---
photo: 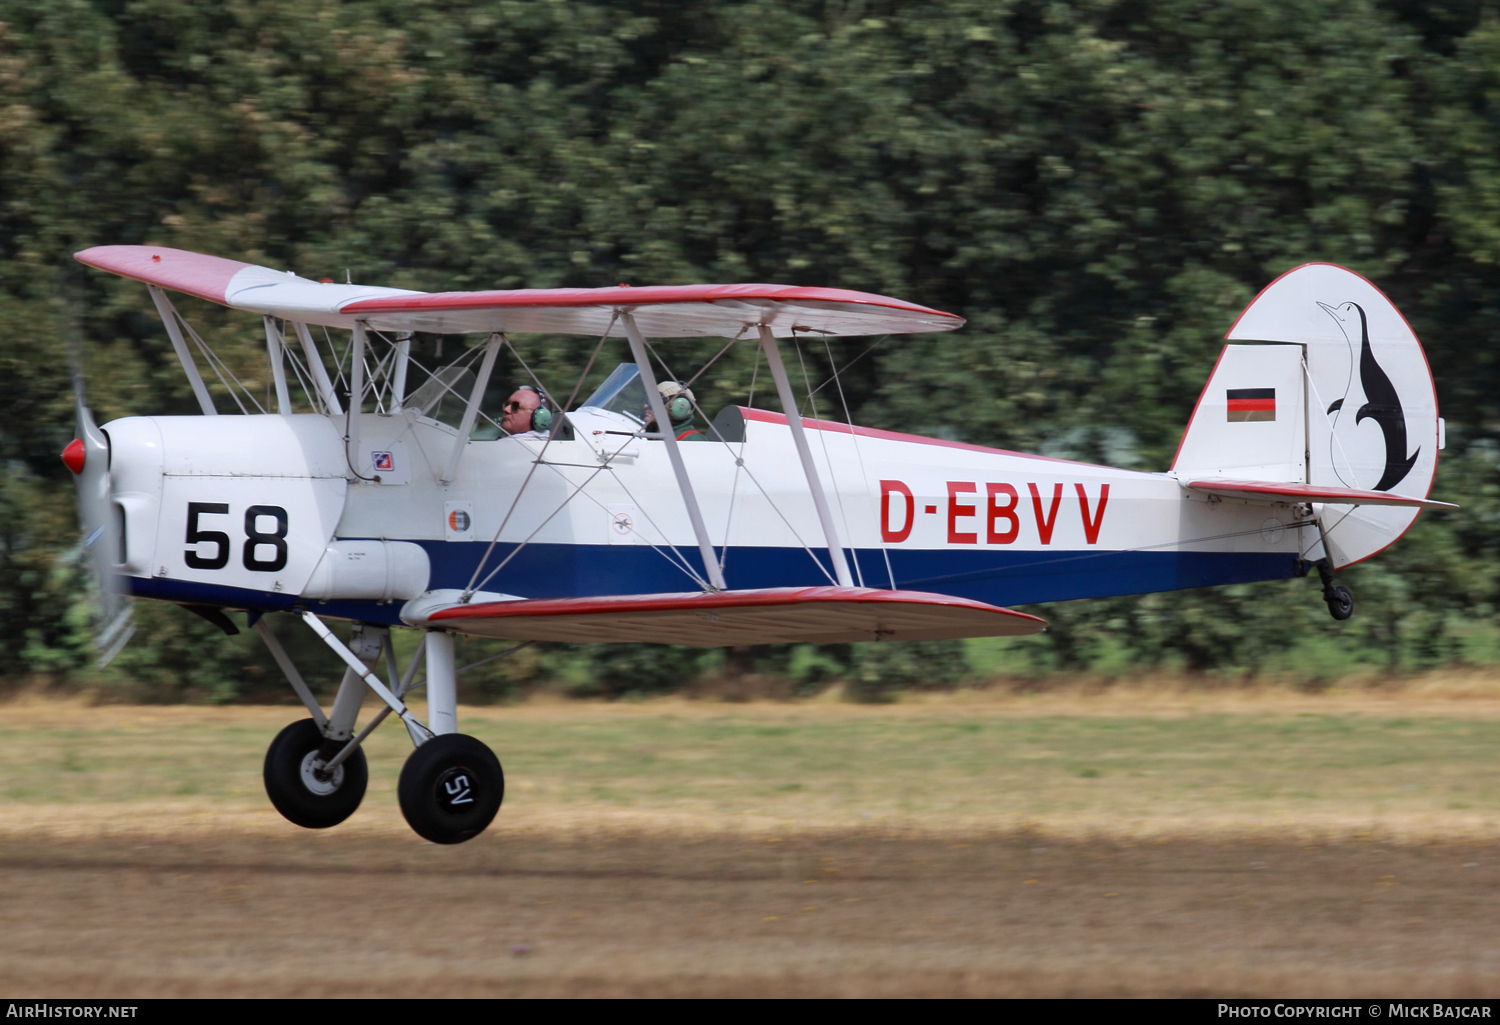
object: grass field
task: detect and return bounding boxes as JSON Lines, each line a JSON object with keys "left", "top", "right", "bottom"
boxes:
{"left": 2, "top": 687, "right": 1499, "bottom": 996}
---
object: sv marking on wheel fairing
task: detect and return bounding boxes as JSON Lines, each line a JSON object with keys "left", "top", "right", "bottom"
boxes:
{"left": 440, "top": 768, "right": 475, "bottom": 809}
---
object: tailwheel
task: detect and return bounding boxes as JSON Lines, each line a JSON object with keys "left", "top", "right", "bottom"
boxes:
{"left": 397, "top": 734, "right": 504, "bottom": 845}
{"left": 1325, "top": 584, "right": 1354, "bottom": 621}
{"left": 1315, "top": 560, "right": 1355, "bottom": 621}
{"left": 263, "top": 719, "right": 368, "bottom": 829}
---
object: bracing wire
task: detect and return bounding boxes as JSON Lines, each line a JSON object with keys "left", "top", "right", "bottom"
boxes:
{"left": 360, "top": 329, "right": 403, "bottom": 414}
{"left": 272, "top": 320, "right": 325, "bottom": 413}
{"left": 531, "top": 430, "right": 716, "bottom": 589}
{"left": 603, "top": 472, "right": 714, "bottom": 589}
{"left": 794, "top": 333, "right": 865, "bottom": 587}
{"left": 823, "top": 336, "right": 895, "bottom": 590}
{"left": 683, "top": 329, "right": 746, "bottom": 391}
{"left": 643, "top": 335, "right": 840, "bottom": 584}
{"left": 801, "top": 334, "right": 893, "bottom": 406}
{"left": 385, "top": 341, "right": 487, "bottom": 428}
{"left": 173, "top": 307, "right": 264, "bottom": 414}
{"left": 283, "top": 345, "right": 322, "bottom": 413}
{"left": 715, "top": 342, "right": 761, "bottom": 576}
{"left": 661, "top": 339, "right": 838, "bottom": 587}
{"left": 468, "top": 433, "right": 715, "bottom": 597}
{"left": 461, "top": 319, "right": 616, "bottom": 599}
{"left": 325, "top": 324, "right": 348, "bottom": 396}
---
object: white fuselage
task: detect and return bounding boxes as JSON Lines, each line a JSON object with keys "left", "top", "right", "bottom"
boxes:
{"left": 102, "top": 406, "right": 1309, "bottom": 625}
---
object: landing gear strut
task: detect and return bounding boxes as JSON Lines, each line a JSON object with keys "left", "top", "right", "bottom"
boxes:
{"left": 256, "top": 617, "right": 507, "bottom": 844}
{"left": 1317, "top": 560, "right": 1354, "bottom": 621}
{"left": 1305, "top": 510, "right": 1354, "bottom": 622}
{"left": 394, "top": 630, "right": 504, "bottom": 843}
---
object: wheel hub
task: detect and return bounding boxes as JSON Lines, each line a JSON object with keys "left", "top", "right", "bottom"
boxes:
{"left": 300, "top": 751, "right": 346, "bottom": 796}
{"left": 434, "top": 765, "right": 478, "bottom": 814}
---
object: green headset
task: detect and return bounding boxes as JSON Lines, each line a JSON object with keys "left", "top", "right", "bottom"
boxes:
{"left": 661, "top": 382, "right": 694, "bottom": 424}
{"left": 518, "top": 385, "right": 553, "bottom": 432}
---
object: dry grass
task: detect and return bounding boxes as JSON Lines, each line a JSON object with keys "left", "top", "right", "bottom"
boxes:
{"left": 17, "top": 662, "right": 1500, "bottom": 717}
{"left": 2, "top": 690, "right": 1500, "bottom": 996}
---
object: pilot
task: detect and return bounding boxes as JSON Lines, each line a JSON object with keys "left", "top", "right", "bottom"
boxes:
{"left": 644, "top": 381, "right": 708, "bottom": 441}
{"left": 501, "top": 385, "right": 554, "bottom": 440}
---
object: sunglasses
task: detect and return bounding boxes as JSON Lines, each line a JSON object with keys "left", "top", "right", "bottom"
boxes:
{"left": 503, "top": 401, "right": 528, "bottom": 412}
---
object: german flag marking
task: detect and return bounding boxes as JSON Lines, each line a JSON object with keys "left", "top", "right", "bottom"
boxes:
{"left": 1226, "top": 387, "right": 1275, "bottom": 422}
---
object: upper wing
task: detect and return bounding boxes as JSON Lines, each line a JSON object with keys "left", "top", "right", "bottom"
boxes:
{"left": 1185, "top": 479, "right": 1457, "bottom": 510}
{"left": 73, "top": 245, "right": 424, "bottom": 323}
{"left": 75, "top": 245, "right": 963, "bottom": 338}
{"left": 407, "top": 586, "right": 1046, "bottom": 646}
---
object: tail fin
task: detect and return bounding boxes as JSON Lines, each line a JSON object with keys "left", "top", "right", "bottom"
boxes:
{"left": 1175, "top": 263, "right": 1440, "bottom": 569}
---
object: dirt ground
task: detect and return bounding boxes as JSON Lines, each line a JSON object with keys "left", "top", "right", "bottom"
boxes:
{"left": 0, "top": 822, "right": 1493, "bottom": 996}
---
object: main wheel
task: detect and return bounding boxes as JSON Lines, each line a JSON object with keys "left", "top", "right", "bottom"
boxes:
{"left": 263, "top": 718, "right": 368, "bottom": 829}
{"left": 397, "top": 734, "right": 504, "bottom": 845}
{"left": 1326, "top": 584, "right": 1354, "bottom": 621}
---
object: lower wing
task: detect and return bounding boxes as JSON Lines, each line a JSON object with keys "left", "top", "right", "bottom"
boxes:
{"left": 412, "top": 586, "right": 1047, "bottom": 646}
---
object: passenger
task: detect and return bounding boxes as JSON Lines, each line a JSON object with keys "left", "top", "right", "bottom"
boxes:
{"left": 501, "top": 385, "right": 554, "bottom": 441}
{"left": 644, "top": 381, "right": 708, "bottom": 441}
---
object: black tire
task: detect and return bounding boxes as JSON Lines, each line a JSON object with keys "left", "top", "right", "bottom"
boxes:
{"left": 1326, "top": 585, "right": 1354, "bottom": 621}
{"left": 397, "top": 734, "right": 504, "bottom": 845}
{"left": 263, "top": 718, "right": 368, "bottom": 829}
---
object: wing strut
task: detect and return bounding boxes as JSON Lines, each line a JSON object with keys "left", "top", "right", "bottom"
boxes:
{"left": 262, "top": 316, "right": 293, "bottom": 414}
{"left": 346, "top": 321, "right": 367, "bottom": 474}
{"left": 758, "top": 326, "right": 855, "bottom": 588}
{"left": 443, "top": 332, "right": 502, "bottom": 482}
{"left": 291, "top": 321, "right": 343, "bottom": 415}
{"left": 623, "top": 313, "right": 728, "bottom": 591}
{"left": 147, "top": 285, "right": 216, "bottom": 416}
{"left": 392, "top": 331, "right": 412, "bottom": 411}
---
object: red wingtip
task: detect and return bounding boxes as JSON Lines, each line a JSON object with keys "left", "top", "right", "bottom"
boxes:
{"left": 61, "top": 438, "right": 85, "bottom": 475}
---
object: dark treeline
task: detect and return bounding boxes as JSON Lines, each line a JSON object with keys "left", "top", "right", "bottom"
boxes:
{"left": 2, "top": 0, "right": 1500, "bottom": 700}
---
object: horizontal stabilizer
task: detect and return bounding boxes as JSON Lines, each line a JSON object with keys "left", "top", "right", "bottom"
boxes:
{"left": 416, "top": 586, "right": 1046, "bottom": 646}
{"left": 1185, "top": 479, "right": 1456, "bottom": 510}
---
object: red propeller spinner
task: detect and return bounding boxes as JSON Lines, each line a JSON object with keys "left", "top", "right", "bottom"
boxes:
{"left": 61, "top": 438, "right": 85, "bottom": 475}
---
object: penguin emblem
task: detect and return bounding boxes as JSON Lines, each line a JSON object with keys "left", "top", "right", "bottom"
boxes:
{"left": 1317, "top": 301, "right": 1419, "bottom": 492}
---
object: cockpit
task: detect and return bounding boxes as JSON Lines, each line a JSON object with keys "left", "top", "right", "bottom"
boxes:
{"left": 400, "top": 344, "right": 742, "bottom": 445}
{"left": 571, "top": 363, "right": 743, "bottom": 443}
{"left": 578, "top": 363, "right": 651, "bottom": 424}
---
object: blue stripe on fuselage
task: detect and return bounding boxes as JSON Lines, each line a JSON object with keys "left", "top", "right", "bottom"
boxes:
{"left": 129, "top": 542, "right": 1299, "bottom": 626}
{"left": 416, "top": 540, "right": 1297, "bottom": 605}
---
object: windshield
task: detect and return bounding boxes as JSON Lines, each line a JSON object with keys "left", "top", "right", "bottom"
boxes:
{"left": 579, "top": 363, "right": 647, "bottom": 425}
{"left": 405, "top": 363, "right": 476, "bottom": 428}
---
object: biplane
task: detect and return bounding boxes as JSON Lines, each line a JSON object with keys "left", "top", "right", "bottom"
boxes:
{"left": 67, "top": 247, "right": 1452, "bottom": 843}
